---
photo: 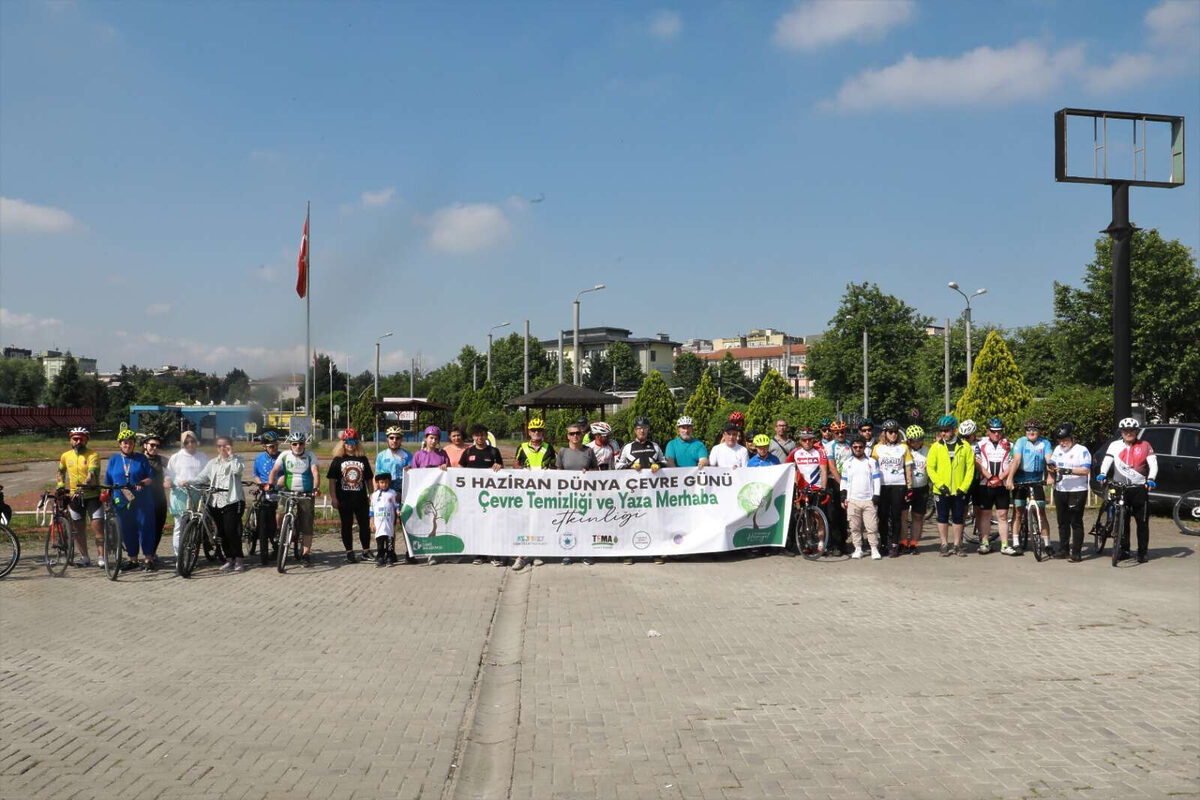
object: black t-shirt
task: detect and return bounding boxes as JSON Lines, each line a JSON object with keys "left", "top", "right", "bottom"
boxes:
{"left": 327, "top": 455, "right": 372, "bottom": 498}
{"left": 459, "top": 445, "right": 503, "bottom": 469}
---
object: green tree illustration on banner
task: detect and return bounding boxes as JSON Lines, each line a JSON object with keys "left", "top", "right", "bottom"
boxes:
{"left": 416, "top": 485, "right": 458, "bottom": 536}
{"left": 737, "top": 482, "right": 773, "bottom": 529}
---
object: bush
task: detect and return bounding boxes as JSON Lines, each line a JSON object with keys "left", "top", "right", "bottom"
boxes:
{"left": 628, "top": 371, "right": 679, "bottom": 446}
{"left": 778, "top": 398, "right": 837, "bottom": 434}
{"left": 1020, "top": 385, "right": 1114, "bottom": 452}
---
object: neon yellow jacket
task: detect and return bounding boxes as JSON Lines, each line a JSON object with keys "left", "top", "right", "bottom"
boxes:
{"left": 926, "top": 438, "right": 974, "bottom": 495}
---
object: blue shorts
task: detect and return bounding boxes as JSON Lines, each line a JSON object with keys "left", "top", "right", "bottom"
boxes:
{"left": 934, "top": 493, "right": 966, "bottom": 525}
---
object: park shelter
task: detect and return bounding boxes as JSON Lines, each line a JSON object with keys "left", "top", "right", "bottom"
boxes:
{"left": 372, "top": 398, "right": 452, "bottom": 443}
{"left": 506, "top": 383, "right": 621, "bottom": 429}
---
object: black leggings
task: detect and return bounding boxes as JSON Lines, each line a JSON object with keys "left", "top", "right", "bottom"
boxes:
{"left": 1054, "top": 490, "right": 1086, "bottom": 556}
{"left": 257, "top": 500, "right": 278, "bottom": 562}
{"left": 212, "top": 501, "right": 245, "bottom": 560}
{"left": 1119, "top": 486, "right": 1151, "bottom": 554}
{"left": 877, "top": 485, "right": 906, "bottom": 548}
{"left": 338, "top": 498, "right": 370, "bottom": 551}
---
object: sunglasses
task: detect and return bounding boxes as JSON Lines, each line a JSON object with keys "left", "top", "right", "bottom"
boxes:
{"left": 290, "top": 443, "right": 303, "bottom": 447}
{"left": 851, "top": 444, "right": 865, "bottom": 449}
{"left": 567, "top": 430, "right": 582, "bottom": 436}
{"left": 145, "top": 443, "right": 158, "bottom": 447}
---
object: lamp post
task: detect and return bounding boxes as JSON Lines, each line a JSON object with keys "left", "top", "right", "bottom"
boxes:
{"left": 487, "top": 322, "right": 510, "bottom": 382}
{"left": 947, "top": 283, "right": 987, "bottom": 382}
{"left": 573, "top": 284, "right": 606, "bottom": 385}
{"left": 375, "top": 331, "right": 393, "bottom": 454}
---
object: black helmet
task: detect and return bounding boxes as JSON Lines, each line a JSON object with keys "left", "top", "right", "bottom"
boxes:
{"left": 1053, "top": 422, "right": 1075, "bottom": 440}
{"left": 881, "top": 419, "right": 900, "bottom": 432}
{"left": 633, "top": 416, "right": 651, "bottom": 428}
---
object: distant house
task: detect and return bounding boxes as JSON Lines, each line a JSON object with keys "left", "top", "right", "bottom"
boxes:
{"left": 694, "top": 343, "right": 813, "bottom": 398}
{"left": 539, "top": 327, "right": 679, "bottom": 379}
{"left": 38, "top": 350, "right": 98, "bottom": 380}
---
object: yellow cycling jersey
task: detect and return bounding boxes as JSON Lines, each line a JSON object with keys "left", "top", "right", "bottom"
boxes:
{"left": 59, "top": 448, "right": 101, "bottom": 496}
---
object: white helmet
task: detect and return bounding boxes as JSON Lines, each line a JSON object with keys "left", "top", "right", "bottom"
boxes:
{"left": 1117, "top": 417, "right": 1140, "bottom": 430}
{"left": 589, "top": 421, "right": 611, "bottom": 436}
{"left": 69, "top": 427, "right": 90, "bottom": 438}
{"left": 676, "top": 416, "right": 694, "bottom": 427}
{"left": 286, "top": 431, "right": 306, "bottom": 444}
{"left": 958, "top": 419, "right": 977, "bottom": 436}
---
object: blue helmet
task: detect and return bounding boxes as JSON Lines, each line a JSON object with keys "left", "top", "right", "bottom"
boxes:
{"left": 937, "top": 414, "right": 958, "bottom": 429}
{"left": 987, "top": 417, "right": 1004, "bottom": 431}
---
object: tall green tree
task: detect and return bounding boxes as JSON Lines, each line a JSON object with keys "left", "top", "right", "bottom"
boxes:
{"left": 221, "top": 367, "right": 252, "bottom": 403}
{"left": 0, "top": 358, "right": 46, "bottom": 405}
{"left": 1054, "top": 228, "right": 1200, "bottom": 420}
{"left": 806, "top": 282, "right": 931, "bottom": 421}
{"left": 745, "top": 369, "right": 791, "bottom": 435}
{"left": 606, "top": 341, "right": 645, "bottom": 391}
{"left": 627, "top": 370, "right": 678, "bottom": 444}
{"left": 1006, "top": 323, "right": 1063, "bottom": 397}
{"left": 670, "top": 351, "right": 706, "bottom": 397}
{"left": 683, "top": 369, "right": 721, "bottom": 441}
{"left": 953, "top": 331, "right": 1033, "bottom": 431}
{"left": 714, "top": 351, "right": 754, "bottom": 401}
{"left": 45, "top": 354, "right": 85, "bottom": 407}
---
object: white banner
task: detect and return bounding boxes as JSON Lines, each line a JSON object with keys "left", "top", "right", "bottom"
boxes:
{"left": 399, "top": 466, "right": 794, "bottom": 558}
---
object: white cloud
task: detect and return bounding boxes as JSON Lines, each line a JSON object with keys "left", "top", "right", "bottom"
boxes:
{"left": 145, "top": 303, "right": 171, "bottom": 316}
{"left": 360, "top": 187, "right": 396, "bottom": 208}
{"left": 822, "top": 40, "right": 1085, "bottom": 112}
{"left": 649, "top": 10, "right": 682, "bottom": 41}
{"left": 773, "top": 0, "right": 913, "bottom": 51}
{"left": 0, "top": 196, "right": 82, "bottom": 234}
{"left": 1084, "top": 52, "right": 1160, "bottom": 93}
{"left": 0, "top": 307, "right": 64, "bottom": 332}
{"left": 426, "top": 202, "right": 512, "bottom": 254}
{"left": 1146, "top": 0, "right": 1200, "bottom": 50}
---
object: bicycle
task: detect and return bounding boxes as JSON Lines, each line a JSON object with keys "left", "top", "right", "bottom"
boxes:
{"left": 792, "top": 485, "right": 830, "bottom": 560}
{"left": 175, "top": 484, "right": 226, "bottom": 578}
{"left": 98, "top": 484, "right": 124, "bottom": 581}
{"left": 1092, "top": 482, "right": 1135, "bottom": 567}
{"left": 0, "top": 486, "right": 16, "bottom": 579}
{"left": 275, "top": 490, "right": 315, "bottom": 573}
{"left": 43, "top": 489, "right": 76, "bottom": 577}
{"left": 1088, "top": 489, "right": 1116, "bottom": 555}
{"left": 1010, "top": 483, "right": 1046, "bottom": 562}
{"left": 241, "top": 483, "right": 278, "bottom": 559}
{"left": 1173, "top": 489, "right": 1200, "bottom": 536}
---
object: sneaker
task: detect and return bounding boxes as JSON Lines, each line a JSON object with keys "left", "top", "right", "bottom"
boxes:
{"left": 939, "top": 543, "right": 951, "bottom": 557}
{"left": 376, "top": 557, "right": 387, "bottom": 568}
{"left": 581, "top": 558, "right": 594, "bottom": 565}
{"left": 362, "top": 549, "right": 373, "bottom": 561}
{"left": 622, "top": 557, "right": 634, "bottom": 565}
{"left": 232, "top": 563, "right": 246, "bottom": 573}
{"left": 532, "top": 558, "right": 545, "bottom": 567}
{"left": 147, "top": 559, "right": 160, "bottom": 571}
{"left": 870, "top": 547, "right": 882, "bottom": 560}
{"left": 909, "top": 542, "right": 920, "bottom": 555}
{"left": 1136, "top": 552, "right": 1148, "bottom": 564}
{"left": 426, "top": 557, "right": 438, "bottom": 566}
{"left": 956, "top": 544, "right": 968, "bottom": 557}
{"left": 978, "top": 542, "right": 991, "bottom": 555}
{"left": 302, "top": 553, "right": 313, "bottom": 568}
{"left": 888, "top": 543, "right": 900, "bottom": 558}
{"left": 491, "top": 558, "right": 505, "bottom": 567}
{"left": 511, "top": 557, "right": 527, "bottom": 571}
{"left": 345, "top": 551, "right": 357, "bottom": 564}
{"left": 472, "top": 557, "right": 484, "bottom": 565}
{"left": 219, "top": 561, "right": 234, "bottom": 572}
{"left": 561, "top": 558, "right": 572, "bottom": 565}
{"left": 850, "top": 548, "right": 864, "bottom": 560}
{"left": 816, "top": 542, "right": 826, "bottom": 556}
{"left": 90, "top": 558, "right": 101, "bottom": 568}
{"left": 652, "top": 555, "right": 666, "bottom": 565}
{"left": 1001, "top": 544, "right": 1018, "bottom": 556}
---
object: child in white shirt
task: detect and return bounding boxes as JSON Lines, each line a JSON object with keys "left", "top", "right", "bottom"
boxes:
{"left": 369, "top": 473, "right": 399, "bottom": 567}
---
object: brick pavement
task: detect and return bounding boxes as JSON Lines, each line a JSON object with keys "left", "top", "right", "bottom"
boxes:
{"left": 2, "top": 520, "right": 1197, "bottom": 800}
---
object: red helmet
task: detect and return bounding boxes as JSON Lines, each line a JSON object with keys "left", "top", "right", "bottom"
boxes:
{"left": 728, "top": 411, "right": 745, "bottom": 426}
{"left": 340, "top": 428, "right": 359, "bottom": 441}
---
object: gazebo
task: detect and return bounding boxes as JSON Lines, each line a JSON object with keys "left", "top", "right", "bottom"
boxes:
{"left": 372, "top": 398, "right": 452, "bottom": 443}
{"left": 506, "top": 383, "right": 621, "bottom": 428}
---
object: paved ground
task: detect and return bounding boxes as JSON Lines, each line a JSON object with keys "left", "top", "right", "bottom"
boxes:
{"left": 1, "top": 519, "right": 1196, "bottom": 800}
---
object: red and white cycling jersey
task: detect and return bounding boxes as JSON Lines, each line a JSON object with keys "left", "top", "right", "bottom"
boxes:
{"left": 1101, "top": 440, "right": 1157, "bottom": 486}
{"left": 975, "top": 437, "right": 1012, "bottom": 479}
{"left": 786, "top": 445, "right": 827, "bottom": 487}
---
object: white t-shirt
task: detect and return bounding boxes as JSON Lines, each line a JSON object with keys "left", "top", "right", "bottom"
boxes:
{"left": 1050, "top": 444, "right": 1092, "bottom": 493}
{"left": 370, "top": 489, "right": 398, "bottom": 538}
{"left": 708, "top": 442, "right": 748, "bottom": 468}
{"left": 166, "top": 449, "right": 208, "bottom": 485}
{"left": 909, "top": 446, "right": 929, "bottom": 488}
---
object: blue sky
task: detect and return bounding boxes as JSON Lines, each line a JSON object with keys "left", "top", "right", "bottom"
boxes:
{"left": 2, "top": 0, "right": 1197, "bottom": 377}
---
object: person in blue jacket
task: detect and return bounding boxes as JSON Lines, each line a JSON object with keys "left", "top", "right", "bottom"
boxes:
{"left": 105, "top": 429, "right": 157, "bottom": 570}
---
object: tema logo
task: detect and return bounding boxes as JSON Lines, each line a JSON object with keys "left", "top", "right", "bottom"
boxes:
{"left": 591, "top": 533, "right": 618, "bottom": 548}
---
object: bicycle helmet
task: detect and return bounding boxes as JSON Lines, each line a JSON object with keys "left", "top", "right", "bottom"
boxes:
{"left": 385, "top": 425, "right": 404, "bottom": 437}
{"left": 1117, "top": 417, "right": 1140, "bottom": 430}
{"left": 1053, "top": 422, "right": 1074, "bottom": 440}
{"left": 986, "top": 417, "right": 1004, "bottom": 431}
{"left": 1023, "top": 419, "right": 1041, "bottom": 431}
{"left": 423, "top": 425, "right": 441, "bottom": 437}
{"left": 858, "top": 418, "right": 874, "bottom": 428}
{"left": 633, "top": 416, "right": 651, "bottom": 428}
{"left": 751, "top": 434, "right": 770, "bottom": 447}
{"left": 527, "top": 417, "right": 546, "bottom": 430}
{"left": 589, "top": 421, "right": 612, "bottom": 437}
{"left": 69, "top": 426, "right": 89, "bottom": 438}
{"left": 958, "top": 419, "right": 977, "bottom": 436}
{"left": 260, "top": 431, "right": 279, "bottom": 443}
{"left": 817, "top": 417, "right": 832, "bottom": 428}
{"left": 286, "top": 431, "right": 306, "bottom": 444}
{"left": 116, "top": 429, "right": 136, "bottom": 442}
{"left": 829, "top": 420, "right": 847, "bottom": 432}
{"left": 905, "top": 425, "right": 925, "bottom": 440}
{"left": 340, "top": 427, "right": 359, "bottom": 441}
{"left": 937, "top": 414, "right": 958, "bottom": 429}
{"left": 797, "top": 427, "right": 816, "bottom": 439}
{"left": 728, "top": 411, "right": 745, "bottom": 426}
{"left": 881, "top": 419, "right": 900, "bottom": 432}
{"left": 676, "top": 416, "right": 694, "bottom": 427}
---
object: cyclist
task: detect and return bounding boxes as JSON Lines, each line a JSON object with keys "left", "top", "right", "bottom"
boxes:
{"left": 786, "top": 427, "right": 828, "bottom": 490}
{"left": 104, "top": 428, "right": 157, "bottom": 571}
{"left": 141, "top": 434, "right": 168, "bottom": 554}
{"left": 707, "top": 422, "right": 748, "bottom": 469}
{"left": 266, "top": 432, "right": 321, "bottom": 568}
{"left": 1097, "top": 418, "right": 1159, "bottom": 563}
{"left": 369, "top": 472, "right": 399, "bottom": 568}
{"left": 441, "top": 425, "right": 470, "bottom": 469}
{"left": 1048, "top": 422, "right": 1091, "bottom": 562}
{"left": 252, "top": 432, "right": 282, "bottom": 566}
{"left": 857, "top": 418, "right": 875, "bottom": 450}
{"left": 770, "top": 419, "right": 796, "bottom": 463}
{"left": 194, "top": 435, "right": 247, "bottom": 572}
{"left": 871, "top": 419, "right": 913, "bottom": 557}
{"left": 374, "top": 426, "right": 413, "bottom": 499}
{"left": 165, "top": 430, "right": 208, "bottom": 557}
{"left": 57, "top": 426, "right": 101, "bottom": 566}
{"left": 459, "top": 424, "right": 504, "bottom": 566}
{"left": 617, "top": 417, "right": 669, "bottom": 470}
{"left": 513, "top": 418, "right": 557, "bottom": 570}
{"left": 975, "top": 417, "right": 1015, "bottom": 555}
{"left": 748, "top": 434, "right": 780, "bottom": 466}
{"left": 587, "top": 421, "right": 619, "bottom": 470}
{"left": 726, "top": 411, "right": 747, "bottom": 446}
{"left": 1008, "top": 419, "right": 1052, "bottom": 556}
{"left": 927, "top": 415, "right": 973, "bottom": 557}
{"left": 823, "top": 421, "right": 852, "bottom": 554}
{"left": 817, "top": 417, "right": 833, "bottom": 448}
{"left": 840, "top": 436, "right": 882, "bottom": 560}
{"left": 958, "top": 419, "right": 984, "bottom": 547}
{"left": 413, "top": 426, "right": 451, "bottom": 469}
{"left": 903, "top": 425, "right": 929, "bottom": 554}
{"left": 665, "top": 416, "right": 709, "bottom": 467}
{"left": 327, "top": 428, "right": 374, "bottom": 563}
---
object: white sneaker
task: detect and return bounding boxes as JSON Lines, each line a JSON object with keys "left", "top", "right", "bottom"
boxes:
{"left": 532, "top": 558, "right": 545, "bottom": 566}
{"left": 978, "top": 542, "right": 991, "bottom": 555}
{"left": 870, "top": 547, "right": 882, "bottom": 560}
{"left": 1001, "top": 544, "right": 1018, "bottom": 556}
{"left": 850, "top": 548, "right": 864, "bottom": 560}
{"left": 511, "top": 557, "right": 527, "bottom": 571}
{"left": 94, "top": 558, "right": 104, "bottom": 568}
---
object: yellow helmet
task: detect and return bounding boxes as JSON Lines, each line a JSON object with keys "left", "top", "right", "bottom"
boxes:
{"left": 527, "top": 417, "right": 546, "bottom": 431}
{"left": 117, "top": 429, "right": 137, "bottom": 443}
{"left": 752, "top": 434, "right": 770, "bottom": 447}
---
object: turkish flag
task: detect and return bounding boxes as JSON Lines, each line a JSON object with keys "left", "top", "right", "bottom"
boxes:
{"left": 296, "top": 209, "right": 309, "bottom": 298}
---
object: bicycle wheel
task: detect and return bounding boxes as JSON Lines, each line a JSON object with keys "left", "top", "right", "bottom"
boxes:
{"left": 103, "top": 513, "right": 122, "bottom": 581}
{"left": 177, "top": 519, "right": 201, "bottom": 578}
{"left": 802, "top": 506, "right": 829, "bottom": 560}
{"left": 44, "top": 515, "right": 71, "bottom": 576}
{"left": 242, "top": 503, "right": 259, "bottom": 555}
{"left": 0, "top": 524, "right": 19, "bottom": 579}
{"left": 1112, "top": 503, "right": 1125, "bottom": 567}
{"left": 1173, "top": 489, "right": 1200, "bottom": 536}
{"left": 1090, "top": 502, "right": 1111, "bottom": 555}
{"left": 276, "top": 515, "right": 294, "bottom": 573}
{"left": 201, "top": 513, "right": 223, "bottom": 563}
{"left": 1030, "top": 505, "right": 1044, "bottom": 562}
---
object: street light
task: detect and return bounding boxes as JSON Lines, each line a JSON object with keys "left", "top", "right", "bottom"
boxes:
{"left": 573, "top": 284, "right": 606, "bottom": 385}
{"left": 487, "top": 322, "right": 510, "bottom": 382}
{"left": 947, "top": 282, "right": 987, "bottom": 382}
{"left": 375, "top": 332, "right": 393, "bottom": 454}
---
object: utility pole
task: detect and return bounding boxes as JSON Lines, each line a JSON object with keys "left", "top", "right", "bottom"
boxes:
{"left": 943, "top": 318, "right": 951, "bottom": 414}
{"left": 523, "top": 320, "right": 530, "bottom": 394}
{"left": 557, "top": 331, "right": 564, "bottom": 383}
{"left": 862, "top": 330, "right": 869, "bottom": 418}
{"left": 329, "top": 357, "right": 334, "bottom": 440}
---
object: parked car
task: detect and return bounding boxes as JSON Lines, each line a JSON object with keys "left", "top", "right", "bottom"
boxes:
{"left": 1090, "top": 423, "right": 1200, "bottom": 508}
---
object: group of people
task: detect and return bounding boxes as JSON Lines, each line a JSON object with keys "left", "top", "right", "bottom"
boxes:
{"left": 51, "top": 408, "right": 1159, "bottom": 575}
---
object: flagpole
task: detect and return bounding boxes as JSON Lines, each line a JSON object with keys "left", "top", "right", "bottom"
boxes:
{"left": 304, "top": 201, "right": 311, "bottom": 431}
